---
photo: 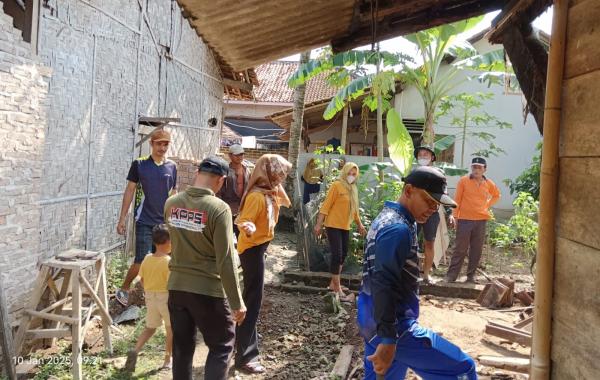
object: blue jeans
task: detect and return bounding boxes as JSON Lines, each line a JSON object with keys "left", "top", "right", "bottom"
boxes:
{"left": 358, "top": 293, "right": 477, "bottom": 380}
{"left": 134, "top": 222, "right": 155, "bottom": 263}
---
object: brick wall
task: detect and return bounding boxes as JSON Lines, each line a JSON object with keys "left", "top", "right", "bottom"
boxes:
{"left": 219, "top": 147, "right": 289, "bottom": 162}
{"left": 171, "top": 158, "right": 200, "bottom": 192}
{"left": 0, "top": 7, "right": 50, "bottom": 324}
{"left": 0, "top": 0, "right": 223, "bottom": 325}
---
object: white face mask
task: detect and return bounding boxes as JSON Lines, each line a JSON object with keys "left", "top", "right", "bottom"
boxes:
{"left": 418, "top": 158, "right": 431, "bottom": 166}
{"left": 346, "top": 175, "right": 356, "bottom": 184}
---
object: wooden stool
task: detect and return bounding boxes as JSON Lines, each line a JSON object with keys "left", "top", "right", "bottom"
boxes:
{"left": 13, "top": 249, "right": 113, "bottom": 380}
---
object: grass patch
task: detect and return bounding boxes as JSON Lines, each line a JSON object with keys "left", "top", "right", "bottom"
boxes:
{"left": 26, "top": 253, "right": 170, "bottom": 379}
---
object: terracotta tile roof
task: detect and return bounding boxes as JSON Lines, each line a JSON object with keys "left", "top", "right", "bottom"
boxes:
{"left": 221, "top": 125, "right": 242, "bottom": 139}
{"left": 234, "top": 61, "right": 339, "bottom": 103}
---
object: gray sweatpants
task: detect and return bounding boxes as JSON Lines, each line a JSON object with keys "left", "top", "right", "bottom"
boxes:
{"left": 446, "top": 219, "right": 487, "bottom": 281}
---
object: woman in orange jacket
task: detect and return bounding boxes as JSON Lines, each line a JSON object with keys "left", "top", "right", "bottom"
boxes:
{"left": 234, "top": 154, "right": 292, "bottom": 374}
{"left": 314, "top": 162, "right": 366, "bottom": 299}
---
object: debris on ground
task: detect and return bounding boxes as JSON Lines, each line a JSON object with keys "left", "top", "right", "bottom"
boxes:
{"left": 113, "top": 305, "right": 141, "bottom": 324}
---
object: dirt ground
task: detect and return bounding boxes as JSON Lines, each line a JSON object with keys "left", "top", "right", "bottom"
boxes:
{"left": 20, "top": 231, "right": 533, "bottom": 379}
{"left": 192, "top": 232, "right": 533, "bottom": 380}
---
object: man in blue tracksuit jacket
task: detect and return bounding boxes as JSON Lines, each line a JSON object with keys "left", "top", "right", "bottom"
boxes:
{"left": 358, "top": 166, "right": 477, "bottom": 379}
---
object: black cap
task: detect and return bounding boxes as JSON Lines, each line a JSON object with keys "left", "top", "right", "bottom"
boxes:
{"left": 402, "top": 166, "right": 457, "bottom": 208}
{"left": 471, "top": 157, "right": 487, "bottom": 166}
{"left": 414, "top": 145, "right": 436, "bottom": 161}
{"left": 198, "top": 156, "right": 230, "bottom": 176}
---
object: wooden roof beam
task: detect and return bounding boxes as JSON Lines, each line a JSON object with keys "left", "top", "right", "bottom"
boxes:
{"left": 486, "top": 0, "right": 552, "bottom": 43}
{"left": 332, "top": 0, "right": 505, "bottom": 53}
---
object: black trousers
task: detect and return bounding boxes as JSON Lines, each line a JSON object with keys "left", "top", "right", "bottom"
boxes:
{"left": 235, "top": 241, "right": 270, "bottom": 366}
{"left": 168, "top": 290, "right": 235, "bottom": 380}
{"left": 326, "top": 227, "right": 350, "bottom": 274}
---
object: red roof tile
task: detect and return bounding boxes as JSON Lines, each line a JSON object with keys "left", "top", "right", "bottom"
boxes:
{"left": 227, "top": 61, "right": 339, "bottom": 103}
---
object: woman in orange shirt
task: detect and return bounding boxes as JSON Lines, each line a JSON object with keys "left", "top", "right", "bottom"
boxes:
{"left": 314, "top": 162, "right": 366, "bottom": 299}
{"left": 234, "top": 154, "right": 292, "bottom": 374}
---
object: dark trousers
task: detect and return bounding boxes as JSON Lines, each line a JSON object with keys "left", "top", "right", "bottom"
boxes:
{"left": 446, "top": 219, "right": 487, "bottom": 281}
{"left": 326, "top": 227, "right": 349, "bottom": 274}
{"left": 168, "top": 290, "right": 235, "bottom": 380}
{"left": 235, "top": 242, "right": 270, "bottom": 366}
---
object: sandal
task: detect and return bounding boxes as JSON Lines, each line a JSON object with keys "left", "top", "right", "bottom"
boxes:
{"left": 238, "top": 362, "right": 266, "bottom": 374}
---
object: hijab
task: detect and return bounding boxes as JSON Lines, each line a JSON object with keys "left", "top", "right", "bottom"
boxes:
{"left": 302, "top": 158, "right": 322, "bottom": 185}
{"left": 238, "top": 154, "right": 293, "bottom": 229}
{"left": 337, "top": 162, "right": 359, "bottom": 219}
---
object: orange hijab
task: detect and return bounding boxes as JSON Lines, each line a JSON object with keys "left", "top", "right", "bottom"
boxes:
{"left": 238, "top": 154, "right": 293, "bottom": 229}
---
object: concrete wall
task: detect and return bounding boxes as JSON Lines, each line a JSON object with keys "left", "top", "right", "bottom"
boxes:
{"left": 0, "top": 0, "right": 222, "bottom": 322}
{"left": 0, "top": 3, "right": 50, "bottom": 324}
{"left": 551, "top": 1, "right": 600, "bottom": 378}
{"left": 396, "top": 38, "right": 541, "bottom": 210}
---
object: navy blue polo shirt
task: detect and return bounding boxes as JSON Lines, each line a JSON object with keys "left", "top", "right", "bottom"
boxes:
{"left": 127, "top": 156, "right": 177, "bottom": 226}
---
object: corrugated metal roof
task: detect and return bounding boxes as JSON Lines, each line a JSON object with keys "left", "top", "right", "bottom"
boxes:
{"left": 177, "top": 0, "right": 505, "bottom": 71}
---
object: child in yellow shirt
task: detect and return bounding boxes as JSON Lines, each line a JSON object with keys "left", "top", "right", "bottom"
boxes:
{"left": 125, "top": 224, "right": 172, "bottom": 372}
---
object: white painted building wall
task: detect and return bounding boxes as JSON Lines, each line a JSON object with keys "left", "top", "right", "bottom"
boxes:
{"left": 396, "top": 39, "right": 542, "bottom": 210}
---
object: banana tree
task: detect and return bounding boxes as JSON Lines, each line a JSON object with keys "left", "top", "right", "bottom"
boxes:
{"left": 400, "top": 16, "right": 511, "bottom": 146}
{"left": 288, "top": 49, "right": 412, "bottom": 163}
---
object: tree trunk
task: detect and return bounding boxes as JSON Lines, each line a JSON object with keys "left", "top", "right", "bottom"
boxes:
{"left": 286, "top": 51, "right": 310, "bottom": 207}
{"left": 376, "top": 63, "right": 384, "bottom": 164}
{"left": 340, "top": 106, "right": 348, "bottom": 154}
{"left": 422, "top": 110, "right": 435, "bottom": 146}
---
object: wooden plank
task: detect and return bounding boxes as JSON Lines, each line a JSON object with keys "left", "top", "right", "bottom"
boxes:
{"left": 71, "top": 269, "right": 82, "bottom": 380}
{"left": 39, "top": 297, "right": 71, "bottom": 314}
{"left": 26, "top": 328, "right": 71, "bottom": 339}
{"left": 79, "top": 270, "right": 113, "bottom": 325}
{"left": 478, "top": 355, "right": 530, "bottom": 373}
{"left": 488, "top": 321, "right": 532, "bottom": 335}
{"left": 486, "top": 0, "right": 538, "bottom": 42}
{"left": 46, "top": 277, "right": 60, "bottom": 299}
{"left": 138, "top": 116, "right": 181, "bottom": 126}
{"left": 485, "top": 324, "right": 531, "bottom": 346}
{"left": 560, "top": 74, "right": 600, "bottom": 158}
{"left": 50, "top": 270, "right": 71, "bottom": 347}
{"left": 331, "top": 345, "right": 354, "bottom": 379}
{"left": 551, "top": 237, "right": 600, "bottom": 379}
{"left": 223, "top": 78, "right": 253, "bottom": 93}
{"left": 564, "top": 0, "right": 600, "bottom": 79}
{"left": 96, "top": 258, "right": 112, "bottom": 354}
{"left": 514, "top": 315, "right": 534, "bottom": 329}
{"left": 0, "top": 276, "right": 16, "bottom": 380}
{"left": 14, "top": 266, "right": 50, "bottom": 355}
{"left": 557, "top": 158, "right": 600, "bottom": 250}
{"left": 26, "top": 310, "right": 77, "bottom": 325}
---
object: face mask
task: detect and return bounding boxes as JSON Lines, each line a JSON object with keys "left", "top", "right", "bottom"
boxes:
{"left": 346, "top": 175, "right": 356, "bottom": 184}
{"left": 418, "top": 158, "right": 431, "bottom": 166}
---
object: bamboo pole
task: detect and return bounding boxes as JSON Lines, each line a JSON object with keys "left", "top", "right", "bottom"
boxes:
{"left": 530, "top": 1, "right": 568, "bottom": 379}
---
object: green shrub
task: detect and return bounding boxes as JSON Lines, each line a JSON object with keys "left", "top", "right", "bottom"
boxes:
{"left": 489, "top": 192, "right": 539, "bottom": 256}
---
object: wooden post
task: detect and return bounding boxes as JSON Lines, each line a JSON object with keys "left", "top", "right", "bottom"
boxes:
{"left": 71, "top": 269, "right": 82, "bottom": 380}
{"left": 13, "top": 266, "right": 50, "bottom": 355}
{"left": 96, "top": 258, "right": 112, "bottom": 354}
{"left": 49, "top": 270, "right": 71, "bottom": 347}
{"left": 0, "top": 278, "right": 16, "bottom": 380}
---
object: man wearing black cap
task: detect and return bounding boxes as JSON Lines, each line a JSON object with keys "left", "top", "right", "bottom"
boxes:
{"left": 164, "top": 156, "right": 246, "bottom": 380}
{"left": 358, "top": 166, "right": 477, "bottom": 379}
{"left": 414, "top": 145, "right": 441, "bottom": 284}
{"left": 446, "top": 157, "right": 501, "bottom": 283}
